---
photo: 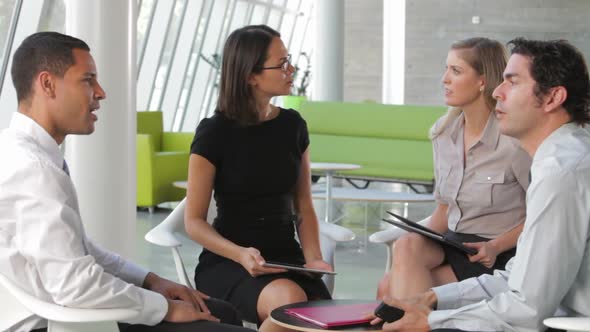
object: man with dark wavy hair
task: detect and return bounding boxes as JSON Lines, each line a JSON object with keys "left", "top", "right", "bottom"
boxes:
{"left": 377, "top": 38, "right": 590, "bottom": 332}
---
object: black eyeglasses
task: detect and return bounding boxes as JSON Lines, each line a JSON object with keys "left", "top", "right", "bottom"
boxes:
{"left": 259, "top": 54, "right": 292, "bottom": 72}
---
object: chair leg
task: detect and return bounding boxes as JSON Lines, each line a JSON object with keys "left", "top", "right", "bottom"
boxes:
{"left": 243, "top": 321, "right": 258, "bottom": 330}
{"left": 148, "top": 206, "right": 155, "bottom": 214}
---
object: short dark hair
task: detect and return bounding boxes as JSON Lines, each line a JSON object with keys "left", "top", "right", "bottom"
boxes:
{"left": 217, "top": 25, "right": 280, "bottom": 126}
{"left": 508, "top": 38, "right": 590, "bottom": 125}
{"left": 11, "top": 31, "right": 90, "bottom": 103}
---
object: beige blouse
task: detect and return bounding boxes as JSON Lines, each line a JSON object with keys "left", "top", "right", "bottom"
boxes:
{"left": 433, "top": 112, "right": 531, "bottom": 238}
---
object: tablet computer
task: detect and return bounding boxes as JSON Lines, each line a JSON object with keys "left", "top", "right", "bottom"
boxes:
{"left": 383, "top": 211, "right": 477, "bottom": 255}
{"left": 262, "top": 261, "right": 337, "bottom": 275}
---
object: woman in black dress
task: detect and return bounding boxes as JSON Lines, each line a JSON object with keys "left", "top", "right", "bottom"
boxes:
{"left": 184, "top": 25, "right": 332, "bottom": 332}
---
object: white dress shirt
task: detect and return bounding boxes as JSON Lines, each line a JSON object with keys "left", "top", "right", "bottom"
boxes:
{"left": 428, "top": 123, "right": 590, "bottom": 332}
{"left": 0, "top": 113, "right": 168, "bottom": 331}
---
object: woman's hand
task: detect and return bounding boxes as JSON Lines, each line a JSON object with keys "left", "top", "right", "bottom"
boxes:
{"left": 304, "top": 259, "right": 333, "bottom": 272}
{"left": 463, "top": 241, "right": 499, "bottom": 268}
{"left": 164, "top": 299, "right": 219, "bottom": 323}
{"left": 237, "top": 247, "right": 287, "bottom": 277}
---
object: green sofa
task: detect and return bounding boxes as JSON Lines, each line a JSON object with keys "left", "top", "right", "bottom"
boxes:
{"left": 136, "top": 111, "right": 194, "bottom": 210}
{"left": 298, "top": 101, "right": 446, "bottom": 190}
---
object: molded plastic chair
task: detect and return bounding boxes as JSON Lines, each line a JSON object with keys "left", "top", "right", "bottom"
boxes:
{"left": 544, "top": 317, "right": 590, "bottom": 332}
{"left": 145, "top": 197, "right": 356, "bottom": 294}
{"left": 0, "top": 273, "right": 139, "bottom": 332}
{"left": 368, "top": 216, "right": 431, "bottom": 271}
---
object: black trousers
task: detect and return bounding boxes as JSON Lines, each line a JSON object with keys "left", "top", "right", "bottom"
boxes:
{"left": 34, "top": 298, "right": 254, "bottom": 332}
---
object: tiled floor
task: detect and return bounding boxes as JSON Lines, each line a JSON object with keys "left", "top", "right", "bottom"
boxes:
{"left": 135, "top": 180, "right": 436, "bottom": 300}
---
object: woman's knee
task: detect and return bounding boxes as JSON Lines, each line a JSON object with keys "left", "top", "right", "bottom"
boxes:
{"left": 376, "top": 272, "right": 390, "bottom": 299}
{"left": 393, "top": 233, "right": 427, "bottom": 260}
{"left": 392, "top": 233, "right": 443, "bottom": 268}
{"left": 257, "top": 279, "right": 307, "bottom": 319}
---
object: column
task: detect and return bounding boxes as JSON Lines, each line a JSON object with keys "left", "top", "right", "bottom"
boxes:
{"left": 65, "top": 0, "right": 137, "bottom": 259}
{"left": 382, "top": 0, "right": 405, "bottom": 104}
{"left": 313, "top": 0, "right": 344, "bottom": 101}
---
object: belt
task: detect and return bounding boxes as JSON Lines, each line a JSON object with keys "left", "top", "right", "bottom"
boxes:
{"left": 215, "top": 212, "right": 298, "bottom": 227}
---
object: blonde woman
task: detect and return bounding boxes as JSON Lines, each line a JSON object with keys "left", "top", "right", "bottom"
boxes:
{"left": 377, "top": 38, "right": 531, "bottom": 300}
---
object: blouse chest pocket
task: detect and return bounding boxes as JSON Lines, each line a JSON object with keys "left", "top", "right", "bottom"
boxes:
{"left": 470, "top": 171, "right": 505, "bottom": 207}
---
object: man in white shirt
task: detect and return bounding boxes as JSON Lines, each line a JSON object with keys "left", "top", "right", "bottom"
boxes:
{"left": 375, "top": 38, "right": 590, "bottom": 332}
{"left": 0, "top": 32, "right": 253, "bottom": 332}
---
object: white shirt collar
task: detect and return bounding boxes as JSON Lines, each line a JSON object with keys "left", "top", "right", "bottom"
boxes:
{"left": 534, "top": 122, "right": 580, "bottom": 161}
{"left": 9, "top": 112, "right": 64, "bottom": 169}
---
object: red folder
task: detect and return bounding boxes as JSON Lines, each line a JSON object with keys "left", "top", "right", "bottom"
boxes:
{"left": 285, "top": 301, "right": 380, "bottom": 328}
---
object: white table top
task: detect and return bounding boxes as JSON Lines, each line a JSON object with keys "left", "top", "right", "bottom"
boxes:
{"left": 310, "top": 162, "right": 361, "bottom": 171}
{"left": 173, "top": 181, "right": 188, "bottom": 189}
{"left": 311, "top": 187, "right": 434, "bottom": 203}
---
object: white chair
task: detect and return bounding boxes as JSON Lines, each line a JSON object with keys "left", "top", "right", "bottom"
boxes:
{"left": 544, "top": 317, "right": 590, "bottom": 332}
{"left": 368, "top": 216, "right": 431, "bottom": 271}
{"left": 0, "top": 273, "right": 139, "bottom": 332}
{"left": 144, "top": 197, "right": 355, "bottom": 294}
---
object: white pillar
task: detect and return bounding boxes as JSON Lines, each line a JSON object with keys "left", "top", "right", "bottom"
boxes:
{"left": 65, "top": 0, "right": 137, "bottom": 259}
{"left": 313, "top": 0, "right": 344, "bottom": 101}
{"left": 382, "top": 0, "right": 405, "bottom": 104}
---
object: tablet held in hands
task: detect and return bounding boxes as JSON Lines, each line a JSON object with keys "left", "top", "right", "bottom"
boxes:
{"left": 262, "top": 261, "right": 337, "bottom": 275}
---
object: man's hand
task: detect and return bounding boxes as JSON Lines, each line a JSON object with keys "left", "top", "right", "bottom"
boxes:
{"left": 237, "top": 247, "right": 287, "bottom": 277}
{"left": 143, "top": 272, "right": 211, "bottom": 314}
{"left": 464, "top": 241, "right": 499, "bottom": 268}
{"left": 164, "top": 299, "right": 219, "bottom": 323}
{"left": 370, "top": 296, "right": 433, "bottom": 332}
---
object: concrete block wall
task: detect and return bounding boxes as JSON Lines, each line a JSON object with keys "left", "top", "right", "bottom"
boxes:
{"left": 405, "top": 0, "right": 590, "bottom": 105}
{"left": 344, "top": 0, "right": 383, "bottom": 102}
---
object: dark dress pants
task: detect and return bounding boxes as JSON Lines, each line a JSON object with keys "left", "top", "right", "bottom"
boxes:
{"left": 34, "top": 298, "right": 254, "bottom": 332}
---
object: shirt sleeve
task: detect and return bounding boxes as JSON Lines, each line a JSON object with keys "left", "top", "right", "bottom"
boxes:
{"left": 432, "top": 265, "right": 512, "bottom": 310}
{"left": 84, "top": 238, "right": 149, "bottom": 287}
{"left": 190, "top": 117, "right": 220, "bottom": 166}
{"left": 428, "top": 170, "right": 589, "bottom": 332}
{"left": 298, "top": 116, "right": 310, "bottom": 154}
{"left": 13, "top": 164, "right": 167, "bottom": 326}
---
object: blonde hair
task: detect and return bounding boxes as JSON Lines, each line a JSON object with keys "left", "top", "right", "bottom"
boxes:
{"left": 430, "top": 37, "right": 507, "bottom": 139}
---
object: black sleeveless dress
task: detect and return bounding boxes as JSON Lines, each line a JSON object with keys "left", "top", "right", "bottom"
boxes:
{"left": 190, "top": 108, "right": 331, "bottom": 323}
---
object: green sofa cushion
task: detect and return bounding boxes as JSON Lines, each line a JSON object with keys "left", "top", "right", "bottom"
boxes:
{"left": 137, "top": 111, "right": 163, "bottom": 151}
{"left": 298, "top": 101, "right": 446, "bottom": 183}
{"left": 308, "top": 134, "right": 435, "bottom": 181}
{"left": 300, "top": 101, "right": 445, "bottom": 141}
{"left": 161, "top": 132, "right": 194, "bottom": 152}
{"left": 136, "top": 111, "right": 192, "bottom": 207}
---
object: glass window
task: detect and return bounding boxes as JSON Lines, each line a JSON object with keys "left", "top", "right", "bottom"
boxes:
{"left": 37, "top": 0, "right": 65, "bottom": 33}
{"left": 137, "top": 0, "right": 156, "bottom": 70}
{"left": 0, "top": 0, "right": 17, "bottom": 72}
{"left": 249, "top": 3, "right": 268, "bottom": 25}
{"left": 148, "top": 0, "right": 188, "bottom": 113}
{"left": 180, "top": 0, "right": 228, "bottom": 131}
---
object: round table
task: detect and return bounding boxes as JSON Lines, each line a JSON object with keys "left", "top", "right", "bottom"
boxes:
{"left": 311, "top": 163, "right": 362, "bottom": 223}
{"left": 173, "top": 181, "right": 188, "bottom": 189}
{"left": 270, "top": 299, "right": 384, "bottom": 332}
